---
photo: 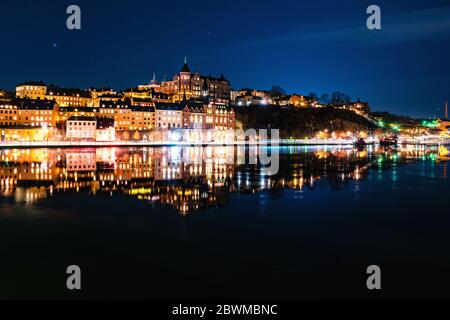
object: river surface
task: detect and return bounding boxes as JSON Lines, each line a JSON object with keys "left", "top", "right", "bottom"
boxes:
{"left": 0, "top": 145, "right": 449, "bottom": 299}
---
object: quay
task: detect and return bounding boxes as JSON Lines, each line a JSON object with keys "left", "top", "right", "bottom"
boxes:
{"left": 0, "top": 138, "right": 448, "bottom": 149}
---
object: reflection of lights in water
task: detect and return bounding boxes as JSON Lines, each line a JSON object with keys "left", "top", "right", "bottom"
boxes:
{"left": 354, "top": 167, "right": 360, "bottom": 180}
{"left": 1, "top": 146, "right": 437, "bottom": 215}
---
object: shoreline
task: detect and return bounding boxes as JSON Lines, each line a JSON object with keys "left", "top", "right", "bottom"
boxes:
{"left": 0, "top": 139, "right": 446, "bottom": 149}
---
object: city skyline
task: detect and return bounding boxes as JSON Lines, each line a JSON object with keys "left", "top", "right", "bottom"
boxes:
{"left": 0, "top": 0, "right": 449, "bottom": 118}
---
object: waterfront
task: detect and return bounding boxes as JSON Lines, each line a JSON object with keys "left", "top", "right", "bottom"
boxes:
{"left": 0, "top": 145, "right": 449, "bottom": 299}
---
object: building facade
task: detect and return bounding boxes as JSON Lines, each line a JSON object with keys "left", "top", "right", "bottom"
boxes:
{"left": 130, "top": 106, "right": 156, "bottom": 131}
{"left": 0, "top": 99, "right": 57, "bottom": 128}
{"left": 96, "top": 118, "right": 115, "bottom": 142}
{"left": 156, "top": 59, "right": 231, "bottom": 103}
{"left": 16, "top": 81, "right": 47, "bottom": 99}
{"left": 46, "top": 86, "right": 91, "bottom": 107}
{"left": 155, "top": 103, "right": 184, "bottom": 130}
{"left": 66, "top": 116, "right": 97, "bottom": 140}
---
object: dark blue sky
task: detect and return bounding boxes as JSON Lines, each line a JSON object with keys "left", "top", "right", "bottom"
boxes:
{"left": 0, "top": 0, "right": 449, "bottom": 117}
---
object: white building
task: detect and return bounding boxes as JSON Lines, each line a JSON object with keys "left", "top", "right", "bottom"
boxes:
{"left": 66, "top": 116, "right": 97, "bottom": 140}
{"left": 155, "top": 103, "right": 184, "bottom": 130}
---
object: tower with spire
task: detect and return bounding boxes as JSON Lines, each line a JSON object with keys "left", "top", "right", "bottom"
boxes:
{"left": 150, "top": 56, "right": 231, "bottom": 104}
{"left": 180, "top": 56, "right": 191, "bottom": 74}
{"left": 148, "top": 72, "right": 160, "bottom": 90}
{"left": 177, "top": 56, "right": 192, "bottom": 101}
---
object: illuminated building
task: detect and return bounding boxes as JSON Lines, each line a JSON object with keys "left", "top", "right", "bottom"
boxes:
{"left": 155, "top": 102, "right": 183, "bottom": 129}
{"left": 46, "top": 86, "right": 91, "bottom": 107}
{"left": 1, "top": 126, "right": 53, "bottom": 142}
{"left": 96, "top": 118, "right": 115, "bottom": 142}
{"left": 130, "top": 106, "right": 156, "bottom": 131}
{"left": 66, "top": 116, "right": 97, "bottom": 140}
{"left": 0, "top": 99, "right": 57, "bottom": 128}
{"left": 89, "top": 87, "right": 123, "bottom": 107}
{"left": 138, "top": 72, "right": 161, "bottom": 91}
{"left": 182, "top": 101, "right": 206, "bottom": 129}
{"left": 149, "top": 91, "right": 173, "bottom": 104}
{"left": 129, "top": 98, "right": 154, "bottom": 107}
{"left": 97, "top": 101, "right": 132, "bottom": 131}
{"left": 123, "top": 87, "right": 172, "bottom": 106}
{"left": 350, "top": 99, "right": 370, "bottom": 114}
{"left": 289, "top": 95, "right": 316, "bottom": 108}
{"left": 156, "top": 58, "right": 231, "bottom": 103}
{"left": 209, "top": 101, "right": 235, "bottom": 131}
{"left": 97, "top": 101, "right": 156, "bottom": 132}
{"left": 123, "top": 88, "right": 152, "bottom": 100}
{"left": 56, "top": 106, "right": 97, "bottom": 124}
{"left": 235, "top": 94, "right": 253, "bottom": 106}
{"left": 15, "top": 81, "right": 47, "bottom": 99}
{"left": 58, "top": 102, "right": 156, "bottom": 136}
{"left": 230, "top": 90, "right": 240, "bottom": 104}
{"left": 234, "top": 89, "right": 270, "bottom": 106}
{"left": 334, "top": 99, "right": 370, "bottom": 115}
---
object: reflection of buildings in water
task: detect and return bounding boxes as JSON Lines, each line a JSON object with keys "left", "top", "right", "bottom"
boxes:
{"left": 233, "top": 146, "right": 440, "bottom": 193}
{"left": 0, "top": 147, "right": 235, "bottom": 214}
{"left": 66, "top": 150, "right": 97, "bottom": 172}
{"left": 0, "top": 149, "right": 59, "bottom": 200}
{"left": 0, "top": 146, "right": 439, "bottom": 213}
{"left": 234, "top": 148, "right": 368, "bottom": 193}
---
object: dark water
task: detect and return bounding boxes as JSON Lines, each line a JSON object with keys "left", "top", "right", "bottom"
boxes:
{"left": 0, "top": 145, "right": 449, "bottom": 299}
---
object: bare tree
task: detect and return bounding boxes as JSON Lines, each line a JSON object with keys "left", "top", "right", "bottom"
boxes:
{"left": 270, "top": 85, "right": 286, "bottom": 99}
{"left": 319, "top": 93, "right": 330, "bottom": 105}
{"left": 330, "top": 92, "right": 351, "bottom": 105}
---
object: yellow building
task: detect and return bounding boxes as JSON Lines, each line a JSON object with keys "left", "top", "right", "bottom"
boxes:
{"left": 57, "top": 103, "right": 156, "bottom": 133}
{"left": 16, "top": 81, "right": 47, "bottom": 99}
{"left": 97, "top": 101, "right": 157, "bottom": 132}
{"left": 1, "top": 126, "right": 53, "bottom": 142}
{"left": 0, "top": 99, "right": 57, "bottom": 128}
{"left": 130, "top": 106, "right": 156, "bottom": 131}
{"left": 46, "top": 86, "right": 92, "bottom": 107}
{"left": 89, "top": 87, "right": 123, "bottom": 107}
{"left": 123, "top": 88, "right": 153, "bottom": 100}
{"left": 56, "top": 106, "right": 97, "bottom": 124}
{"left": 97, "top": 101, "right": 132, "bottom": 131}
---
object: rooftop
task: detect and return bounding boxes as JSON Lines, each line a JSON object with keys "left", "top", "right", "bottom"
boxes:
{"left": 155, "top": 102, "right": 184, "bottom": 111}
{"left": 17, "top": 81, "right": 46, "bottom": 87}
{"left": 47, "top": 86, "right": 91, "bottom": 98}
{"left": 130, "top": 106, "right": 155, "bottom": 112}
{"left": 67, "top": 116, "right": 97, "bottom": 122}
{"left": 14, "top": 98, "right": 56, "bottom": 110}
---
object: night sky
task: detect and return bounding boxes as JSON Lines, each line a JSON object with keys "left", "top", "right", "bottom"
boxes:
{"left": 0, "top": 0, "right": 449, "bottom": 117}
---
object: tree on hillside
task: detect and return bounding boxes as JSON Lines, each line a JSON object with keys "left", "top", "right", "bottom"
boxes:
{"left": 319, "top": 93, "right": 330, "bottom": 105}
{"left": 270, "top": 85, "right": 286, "bottom": 99}
{"left": 330, "top": 92, "right": 351, "bottom": 105}
{"left": 308, "top": 92, "right": 318, "bottom": 101}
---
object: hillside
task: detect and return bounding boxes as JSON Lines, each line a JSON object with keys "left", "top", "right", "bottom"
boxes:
{"left": 236, "top": 105, "right": 377, "bottom": 138}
